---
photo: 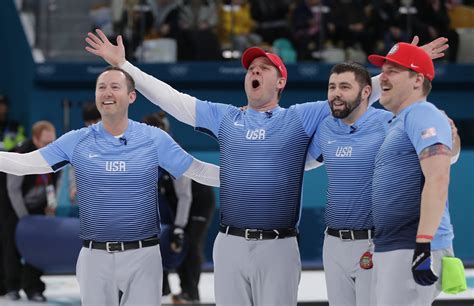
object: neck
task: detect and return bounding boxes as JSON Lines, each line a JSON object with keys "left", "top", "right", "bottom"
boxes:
{"left": 248, "top": 101, "right": 279, "bottom": 112}
{"left": 102, "top": 116, "right": 129, "bottom": 136}
{"left": 394, "top": 92, "right": 426, "bottom": 114}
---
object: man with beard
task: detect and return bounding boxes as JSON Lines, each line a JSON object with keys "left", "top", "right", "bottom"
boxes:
{"left": 306, "top": 60, "right": 459, "bottom": 305}
{"left": 85, "top": 29, "right": 449, "bottom": 305}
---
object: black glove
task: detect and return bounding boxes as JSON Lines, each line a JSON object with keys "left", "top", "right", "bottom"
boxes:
{"left": 411, "top": 242, "right": 438, "bottom": 286}
{"left": 170, "top": 225, "right": 185, "bottom": 253}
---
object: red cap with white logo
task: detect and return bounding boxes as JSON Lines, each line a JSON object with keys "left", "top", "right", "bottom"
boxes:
{"left": 368, "top": 42, "right": 435, "bottom": 81}
{"left": 241, "top": 47, "right": 288, "bottom": 80}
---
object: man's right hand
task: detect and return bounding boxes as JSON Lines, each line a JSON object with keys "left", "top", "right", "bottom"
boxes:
{"left": 85, "top": 29, "right": 126, "bottom": 67}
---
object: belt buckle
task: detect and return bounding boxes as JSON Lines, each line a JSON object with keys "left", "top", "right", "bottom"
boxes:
{"left": 339, "top": 230, "right": 354, "bottom": 241}
{"left": 244, "top": 229, "right": 263, "bottom": 240}
{"left": 106, "top": 241, "right": 124, "bottom": 253}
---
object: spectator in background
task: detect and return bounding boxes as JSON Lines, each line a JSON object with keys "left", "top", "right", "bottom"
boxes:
{"left": 148, "top": 0, "right": 181, "bottom": 40}
{"left": 327, "top": 0, "right": 374, "bottom": 58}
{"left": 290, "top": 0, "right": 329, "bottom": 60}
{"left": 143, "top": 112, "right": 216, "bottom": 304}
{"left": 113, "top": 0, "right": 155, "bottom": 60}
{"left": 3, "top": 121, "right": 58, "bottom": 302}
{"left": 414, "top": 0, "right": 459, "bottom": 62}
{"left": 249, "top": 0, "right": 292, "bottom": 44}
{"left": 178, "top": 0, "right": 221, "bottom": 60}
{"left": 0, "top": 95, "right": 26, "bottom": 152}
{"left": 218, "top": 0, "right": 262, "bottom": 53}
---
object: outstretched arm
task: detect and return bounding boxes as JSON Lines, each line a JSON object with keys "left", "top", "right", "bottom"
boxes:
{"left": 85, "top": 29, "right": 197, "bottom": 127}
{"left": 183, "top": 158, "right": 220, "bottom": 187}
{"left": 370, "top": 36, "right": 449, "bottom": 104}
{"left": 0, "top": 151, "right": 53, "bottom": 176}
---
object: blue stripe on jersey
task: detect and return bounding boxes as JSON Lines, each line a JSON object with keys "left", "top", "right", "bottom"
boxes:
{"left": 372, "top": 101, "right": 452, "bottom": 252}
{"left": 40, "top": 120, "right": 193, "bottom": 242}
{"left": 315, "top": 107, "right": 392, "bottom": 230}
{"left": 196, "top": 100, "right": 330, "bottom": 229}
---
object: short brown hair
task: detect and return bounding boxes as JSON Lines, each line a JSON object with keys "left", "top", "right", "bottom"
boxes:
{"left": 409, "top": 70, "right": 432, "bottom": 96}
{"left": 330, "top": 62, "right": 371, "bottom": 89}
{"left": 98, "top": 66, "right": 136, "bottom": 93}
{"left": 32, "top": 121, "right": 55, "bottom": 139}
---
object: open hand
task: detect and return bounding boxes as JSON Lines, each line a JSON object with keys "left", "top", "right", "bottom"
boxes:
{"left": 85, "top": 29, "right": 126, "bottom": 66}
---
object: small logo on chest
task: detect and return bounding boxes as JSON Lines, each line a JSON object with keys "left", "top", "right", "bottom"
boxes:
{"left": 246, "top": 129, "right": 266, "bottom": 140}
{"left": 105, "top": 161, "right": 126, "bottom": 172}
{"left": 335, "top": 146, "right": 352, "bottom": 157}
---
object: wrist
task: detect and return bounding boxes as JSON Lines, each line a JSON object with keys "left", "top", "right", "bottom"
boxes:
{"left": 416, "top": 234, "right": 433, "bottom": 242}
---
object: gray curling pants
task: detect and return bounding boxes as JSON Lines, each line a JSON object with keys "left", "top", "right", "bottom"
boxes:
{"left": 213, "top": 232, "right": 301, "bottom": 306}
{"left": 372, "top": 247, "right": 453, "bottom": 306}
{"left": 322, "top": 234, "right": 374, "bottom": 306}
{"left": 76, "top": 244, "right": 163, "bottom": 306}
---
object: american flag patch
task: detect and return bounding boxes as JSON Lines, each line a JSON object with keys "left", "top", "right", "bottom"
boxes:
{"left": 421, "top": 127, "right": 437, "bottom": 139}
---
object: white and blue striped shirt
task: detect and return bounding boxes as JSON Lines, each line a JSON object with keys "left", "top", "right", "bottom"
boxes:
{"left": 309, "top": 107, "right": 393, "bottom": 230}
{"left": 372, "top": 101, "right": 452, "bottom": 252}
{"left": 196, "top": 100, "right": 330, "bottom": 229}
{"left": 39, "top": 120, "right": 193, "bottom": 242}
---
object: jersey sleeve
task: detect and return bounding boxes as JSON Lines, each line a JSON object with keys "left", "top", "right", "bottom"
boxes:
{"left": 39, "top": 129, "right": 84, "bottom": 171}
{"left": 405, "top": 103, "right": 452, "bottom": 155}
{"left": 195, "top": 99, "right": 235, "bottom": 138}
{"left": 293, "top": 100, "right": 331, "bottom": 136}
{"left": 154, "top": 128, "right": 193, "bottom": 178}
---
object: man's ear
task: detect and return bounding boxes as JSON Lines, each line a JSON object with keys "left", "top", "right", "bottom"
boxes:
{"left": 129, "top": 91, "right": 137, "bottom": 104}
{"left": 277, "top": 78, "right": 286, "bottom": 90}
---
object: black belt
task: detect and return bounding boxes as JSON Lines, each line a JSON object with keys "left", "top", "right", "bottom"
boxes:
{"left": 326, "top": 228, "right": 373, "bottom": 240}
{"left": 219, "top": 224, "right": 297, "bottom": 240}
{"left": 82, "top": 237, "right": 159, "bottom": 253}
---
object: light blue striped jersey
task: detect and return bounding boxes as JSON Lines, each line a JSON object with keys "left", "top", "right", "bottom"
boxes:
{"left": 39, "top": 120, "right": 193, "bottom": 242}
{"left": 372, "top": 101, "right": 452, "bottom": 252}
{"left": 196, "top": 100, "right": 330, "bottom": 229}
{"left": 309, "top": 107, "right": 393, "bottom": 230}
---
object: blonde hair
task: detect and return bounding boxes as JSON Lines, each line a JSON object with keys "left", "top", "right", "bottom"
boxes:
{"left": 32, "top": 121, "right": 55, "bottom": 139}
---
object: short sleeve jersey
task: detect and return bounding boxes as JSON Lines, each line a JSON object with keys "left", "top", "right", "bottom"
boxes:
{"left": 308, "top": 107, "right": 393, "bottom": 230}
{"left": 195, "top": 99, "right": 330, "bottom": 229}
{"left": 372, "top": 101, "right": 452, "bottom": 252}
{"left": 39, "top": 120, "right": 193, "bottom": 242}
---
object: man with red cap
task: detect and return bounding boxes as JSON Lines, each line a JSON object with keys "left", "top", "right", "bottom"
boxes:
{"left": 368, "top": 43, "right": 455, "bottom": 305}
{"left": 85, "top": 28, "right": 451, "bottom": 305}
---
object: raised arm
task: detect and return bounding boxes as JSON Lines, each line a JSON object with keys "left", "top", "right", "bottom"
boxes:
{"left": 183, "top": 158, "right": 220, "bottom": 188}
{"left": 85, "top": 29, "right": 197, "bottom": 127}
{"left": 0, "top": 151, "right": 53, "bottom": 176}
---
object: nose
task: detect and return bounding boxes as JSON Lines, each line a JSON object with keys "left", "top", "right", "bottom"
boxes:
{"left": 251, "top": 67, "right": 261, "bottom": 76}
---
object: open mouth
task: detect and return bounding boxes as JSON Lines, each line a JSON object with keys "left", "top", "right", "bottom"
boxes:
{"left": 252, "top": 80, "right": 260, "bottom": 89}
{"left": 102, "top": 100, "right": 116, "bottom": 105}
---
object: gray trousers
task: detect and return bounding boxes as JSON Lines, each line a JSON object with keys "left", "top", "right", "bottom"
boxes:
{"left": 213, "top": 232, "right": 301, "bottom": 306}
{"left": 76, "top": 245, "right": 163, "bottom": 306}
{"left": 372, "top": 247, "right": 453, "bottom": 306}
{"left": 322, "top": 234, "right": 374, "bottom": 306}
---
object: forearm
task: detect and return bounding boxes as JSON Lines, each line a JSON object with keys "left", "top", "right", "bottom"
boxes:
{"left": 450, "top": 133, "right": 461, "bottom": 164}
{"left": 120, "top": 61, "right": 197, "bottom": 126}
{"left": 0, "top": 151, "right": 53, "bottom": 176}
{"left": 172, "top": 176, "right": 192, "bottom": 228}
{"left": 369, "top": 74, "right": 381, "bottom": 106}
{"left": 417, "top": 170, "right": 450, "bottom": 241}
{"left": 183, "top": 158, "right": 219, "bottom": 187}
{"left": 6, "top": 175, "right": 28, "bottom": 218}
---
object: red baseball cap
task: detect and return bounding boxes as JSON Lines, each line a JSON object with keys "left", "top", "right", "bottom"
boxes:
{"left": 241, "top": 47, "right": 288, "bottom": 80}
{"left": 368, "top": 42, "right": 435, "bottom": 81}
